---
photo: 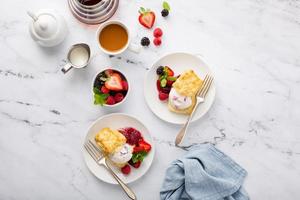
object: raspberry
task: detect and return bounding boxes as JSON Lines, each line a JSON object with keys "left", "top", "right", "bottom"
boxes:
{"left": 120, "top": 127, "right": 142, "bottom": 145}
{"left": 106, "top": 96, "right": 115, "bottom": 105}
{"left": 133, "top": 161, "right": 141, "bottom": 168}
{"left": 100, "top": 86, "right": 109, "bottom": 94}
{"left": 121, "top": 164, "right": 131, "bottom": 175}
{"left": 167, "top": 80, "right": 174, "bottom": 87}
{"left": 159, "top": 91, "right": 169, "bottom": 101}
{"left": 153, "top": 28, "right": 163, "bottom": 38}
{"left": 114, "top": 93, "right": 124, "bottom": 103}
{"left": 153, "top": 37, "right": 162, "bottom": 46}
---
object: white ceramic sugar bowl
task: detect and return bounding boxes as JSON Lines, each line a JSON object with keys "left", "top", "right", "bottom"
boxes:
{"left": 28, "top": 9, "right": 68, "bottom": 47}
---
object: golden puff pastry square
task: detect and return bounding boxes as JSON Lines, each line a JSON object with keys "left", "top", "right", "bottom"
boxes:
{"left": 95, "top": 128, "right": 126, "bottom": 154}
{"left": 172, "top": 70, "right": 203, "bottom": 97}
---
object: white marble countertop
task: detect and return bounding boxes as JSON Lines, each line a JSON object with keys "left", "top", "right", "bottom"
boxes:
{"left": 1, "top": 0, "right": 300, "bottom": 199}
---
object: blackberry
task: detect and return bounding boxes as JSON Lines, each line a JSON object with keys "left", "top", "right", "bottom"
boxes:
{"left": 156, "top": 66, "right": 164, "bottom": 75}
{"left": 140, "top": 37, "right": 150, "bottom": 46}
{"left": 161, "top": 9, "right": 169, "bottom": 17}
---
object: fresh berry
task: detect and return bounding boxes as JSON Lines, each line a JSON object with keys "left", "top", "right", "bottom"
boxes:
{"left": 105, "top": 73, "right": 123, "bottom": 91}
{"left": 159, "top": 91, "right": 169, "bottom": 101}
{"left": 121, "top": 164, "right": 131, "bottom": 175}
{"left": 100, "top": 86, "right": 109, "bottom": 94}
{"left": 119, "top": 127, "right": 142, "bottom": 145}
{"left": 161, "top": 86, "right": 171, "bottom": 94}
{"left": 156, "top": 66, "right": 164, "bottom": 75}
{"left": 138, "top": 7, "right": 156, "bottom": 29}
{"left": 156, "top": 80, "right": 162, "bottom": 91}
{"left": 153, "top": 28, "right": 163, "bottom": 38}
{"left": 133, "top": 161, "right": 141, "bottom": 168}
{"left": 105, "top": 69, "right": 113, "bottom": 76}
{"left": 165, "top": 66, "right": 174, "bottom": 76}
{"left": 138, "top": 139, "right": 152, "bottom": 152}
{"left": 141, "top": 37, "right": 150, "bottom": 46}
{"left": 167, "top": 80, "right": 174, "bottom": 87}
{"left": 153, "top": 37, "right": 162, "bottom": 46}
{"left": 121, "top": 80, "right": 128, "bottom": 91}
{"left": 106, "top": 96, "right": 115, "bottom": 105}
{"left": 161, "top": 9, "right": 169, "bottom": 17}
{"left": 133, "top": 146, "right": 145, "bottom": 153}
{"left": 114, "top": 93, "right": 124, "bottom": 103}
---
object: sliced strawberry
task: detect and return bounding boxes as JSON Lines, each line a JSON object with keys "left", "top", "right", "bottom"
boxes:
{"left": 165, "top": 67, "right": 174, "bottom": 76}
{"left": 138, "top": 7, "right": 156, "bottom": 29}
{"left": 138, "top": 140, "right": 151, "bottom": 153}
{"left": 133, "top": 146, "right": 145, "bottom": 153}
{"left": 121, "top": 164, "right": 131, "bottom": 175}
{"left": 133, "top": 161, "right": 141, "bottom": 168}
{"left": 105, "top": 73, "right": 123, "bottom": 91}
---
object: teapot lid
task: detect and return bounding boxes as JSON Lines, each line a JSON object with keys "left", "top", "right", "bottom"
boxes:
{"left": 31, "top": 12, "right": 58, "bottom": 39}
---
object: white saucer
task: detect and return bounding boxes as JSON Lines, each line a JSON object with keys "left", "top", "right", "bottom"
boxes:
{"left": 83, "top": 113, "right": 155, "bottom": 184}
{"left": 144, "top": 52, "right": 216, "bottom": 125}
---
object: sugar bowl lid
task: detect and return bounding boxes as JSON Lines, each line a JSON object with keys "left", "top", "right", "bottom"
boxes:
{"left": 28, "top": 10, "right": 59, "bottom": 39}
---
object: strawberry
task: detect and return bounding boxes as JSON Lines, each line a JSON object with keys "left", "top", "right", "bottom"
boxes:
{"left": 165, "top": 67, "right": 174, "bottom": 76}
{"left": 105, "top": 73, "right": 123, "bottom": 91}
{"left": 106, "top": 96, "right": 115, "bottom": 105}
{"left": 153, "top": 37, "right": 162, "bottom": 46}
{"left": 100, "top": 86, "right": 109, "bottom": 94}
{"left": 159, "top": 91, "right": 169, "bottom": 101}
{"left": 138, "top": 140, "right": 151, "bottom": 152}
{"left": 153, "top": 28, "right": 163, "bottom": 38}
{"left": 133, "top": 161, "right": 141, "bottom": 168}
{"left": 167, "top": 80, "right": 174, "bottom": 87}
{"left": 121, "top": 80, "right": 128, "bottom": 91}
{"left": 114, "top": 93, "right": 124, "bottom": 103}
{"left": 138, "top": 7, "right": 156, "bottom": 29}
{"left": 133, "top": 146, "right": 145, "bottom": 153}
{"left": 121, "top": 164, "right": 131, "bottom": 175}
{"left": 156, "top": 80, "right": 162, "bottom": 91}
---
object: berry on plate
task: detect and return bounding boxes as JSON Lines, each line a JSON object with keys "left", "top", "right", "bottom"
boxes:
{"left": 121, "top": 164, "right": 131, "bottom": 175}
{"left": 105, "top": 73, "right": 123, "bottom": 91}
{"left": 153, "top": 37, "right": 162, "bottom": 46}
{"left": 156, "top": 66, "right": 164, "bottom": 75}
{"left": 153, "top": 28, "right": 163, "bottom": 38}
{"left": 138, "top": 139, "right": 152, "bottom": 153}
{"left": 138, "top": 7, "right": 155, "bottom": 29}
{"left": 132, "top": 161, "right": 141, "bottom": 168}
{"left": 141, "top": 37, "right": 150, "bottom": 46}
{"left": 159, "top": 91, "right": 169, "bottom": 101}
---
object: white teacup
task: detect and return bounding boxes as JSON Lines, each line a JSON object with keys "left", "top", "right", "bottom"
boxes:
{"left": 96, "top": 20, "right": 140, "bottom": 55}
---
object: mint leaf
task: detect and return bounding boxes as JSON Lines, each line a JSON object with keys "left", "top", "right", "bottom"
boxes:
{"left": 163, "top": 1, "right": 170, "bottom": 11}
{"left": 167, "top": 76, "right": 177, "bottom": 81}
{"left": 93, "top": 87, "right": 101, "bottom": 94}
{"left": 131, "top": 151, "right": 147, "bottom": 163}
{"left": 93, "top": 89, "right": 109, "bottom": 106}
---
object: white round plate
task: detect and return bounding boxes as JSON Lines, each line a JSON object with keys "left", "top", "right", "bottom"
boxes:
{"left": 83, "top": 113, "right": 155, "bottom": 184}
{"left": 144, "top": 52, "right": 216, "bottom": 125}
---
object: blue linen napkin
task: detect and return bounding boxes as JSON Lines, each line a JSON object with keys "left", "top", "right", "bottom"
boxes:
{"left": 160, "top": 143, "right": 249, "bottom": 200}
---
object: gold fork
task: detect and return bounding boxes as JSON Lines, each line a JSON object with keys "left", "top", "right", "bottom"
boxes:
{"left": 175, "top": 74, "right": 214, "bottom": 146}
{"left": 84, "top": 140, "right": 136, "bottom": 200}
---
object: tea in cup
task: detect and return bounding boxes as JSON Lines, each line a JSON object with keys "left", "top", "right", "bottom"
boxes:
{"left": 96, "top": 20, "right": 140, "bottom": 55}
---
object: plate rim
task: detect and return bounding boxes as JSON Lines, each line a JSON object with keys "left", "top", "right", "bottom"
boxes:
{"left": 82, "top": 112, "right": 155, "bottom": 184}
{"left": 143, "top": 51, "right": 216, "bottom": 125}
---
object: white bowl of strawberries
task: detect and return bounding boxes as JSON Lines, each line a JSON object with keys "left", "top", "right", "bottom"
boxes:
{"left": 93, "top": 68, "right": 129, "bottom": 107}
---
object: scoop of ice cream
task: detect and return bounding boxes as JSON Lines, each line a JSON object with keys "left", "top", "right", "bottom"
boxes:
{"left": 169, "top": 88, "right": 192, "bottom": 110}
{"left": 109, "top": 144, "right": 133, "bottom": 165}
